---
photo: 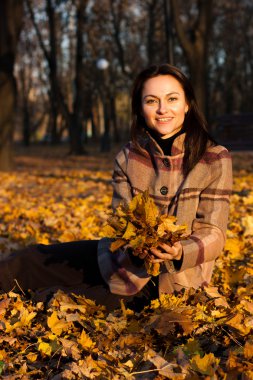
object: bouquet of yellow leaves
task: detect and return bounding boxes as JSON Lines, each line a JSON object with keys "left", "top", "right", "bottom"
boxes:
{"left": 103, "top": 191, "right": 187, "bottom": 276}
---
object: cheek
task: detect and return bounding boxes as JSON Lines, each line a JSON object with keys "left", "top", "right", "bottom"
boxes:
{"left": 175, "top": 105, "right": 188, "bottom": 117}
{"left": 142, "top": 107, "right": 152, "bottom": 120}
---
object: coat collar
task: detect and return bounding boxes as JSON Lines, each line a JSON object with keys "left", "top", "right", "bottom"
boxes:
{"left": 140, "top": 130, "right": 186, "bottom": 157}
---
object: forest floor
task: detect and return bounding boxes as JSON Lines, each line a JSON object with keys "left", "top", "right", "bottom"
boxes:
{"left": 14, "top": 142, "right": 253, "bottom": 172}
{"left": 0, "top": 143, "right": 252, "bottom": 379}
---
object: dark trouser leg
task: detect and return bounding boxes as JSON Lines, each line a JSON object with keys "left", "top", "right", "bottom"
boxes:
{"left": 0, "top": 240, "right": 159, "bottom": 311}
{"left": 0, "top": 240, "right": 102, "bottom": 291}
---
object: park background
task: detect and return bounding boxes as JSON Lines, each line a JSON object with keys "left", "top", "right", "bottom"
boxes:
{"left": 0, "top": 0, "right": 253, "bottom": 168}
{"left": 0, "top": 1, "right": 253, "bottom": 379}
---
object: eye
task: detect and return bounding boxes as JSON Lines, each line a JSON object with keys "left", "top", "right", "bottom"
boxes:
{"left": 168, "top": 97, "right": 178, "bottom": 102}
{"left": 144, "top": 98, "right": 158, "bottom": 105}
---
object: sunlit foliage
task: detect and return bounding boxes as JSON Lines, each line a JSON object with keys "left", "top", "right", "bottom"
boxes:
{"left": 0, "top": 151, "right": 252, "bottom": 378}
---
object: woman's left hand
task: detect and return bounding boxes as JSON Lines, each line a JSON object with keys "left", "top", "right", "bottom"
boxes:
{"left": 149, "top": 241, "right": 183, "bottom": 263}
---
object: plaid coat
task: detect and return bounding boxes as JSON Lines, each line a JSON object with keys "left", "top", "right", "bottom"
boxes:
{"left": 98, "top": 132, "right": 233, "bottom": 296}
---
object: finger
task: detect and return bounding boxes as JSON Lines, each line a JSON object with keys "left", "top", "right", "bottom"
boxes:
{"left": 158, "top": 242, "right": 182, "bottom": 260}
{"left": 149, "top": 258, "right": 164, "bottom": 263}
{"left": 150, "top": 248, "right": 174, "bottom": 260}
{"left": 158, "top": 242, "right": 172, "bottom": 253}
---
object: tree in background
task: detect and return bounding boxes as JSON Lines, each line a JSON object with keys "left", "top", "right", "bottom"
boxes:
{"left": 4, "top": 0, "right": 252, "bottom": 168}
{"left": 0, "top": 0, "right": 23, "bottom": 170}
{"left": 171, "top": 0, "right": 213, "bottom": 114}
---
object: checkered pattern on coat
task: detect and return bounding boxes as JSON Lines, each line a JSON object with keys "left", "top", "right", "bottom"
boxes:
{"left": 98, "top": 132, "right": 233, "bottom": 296}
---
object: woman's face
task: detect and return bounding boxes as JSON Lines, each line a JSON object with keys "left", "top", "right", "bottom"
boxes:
{"left": 141, "top": 75, "right": 189, "bottom": 139}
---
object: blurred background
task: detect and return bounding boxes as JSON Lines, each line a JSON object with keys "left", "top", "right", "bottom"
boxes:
{"left": 0, "top": 0, "right": 253, "bottom": 170}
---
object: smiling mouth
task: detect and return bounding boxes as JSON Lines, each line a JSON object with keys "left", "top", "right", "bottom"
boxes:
{"left": 156, "top": 118, "right": 173, "bottom": 122}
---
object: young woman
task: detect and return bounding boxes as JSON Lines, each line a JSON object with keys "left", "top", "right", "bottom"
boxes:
{"left": 0, "top": 64, "right": 232, "bottom": 311}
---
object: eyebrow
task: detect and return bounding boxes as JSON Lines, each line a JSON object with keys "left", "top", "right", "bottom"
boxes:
{"left": 143, "top": 92, "right": 180, "bottom": 99}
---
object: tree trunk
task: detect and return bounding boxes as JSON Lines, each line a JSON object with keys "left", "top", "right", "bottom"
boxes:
{"left": 46, "top": 0, "right": 60, "bottom": 144}
{"left": 170, "top": 0, "right": 213, "bottom": 115}
{"left": 147, "top": 1, "right": 157, "bottom": 66}
{"left": 69, "top": 0, "right": 88, "bottom": 155}
{"left": 110, "top": 94, "right": 120, "bottom": 143}
{"left": 0, "top": 1, "right": 23, "bottom": 170}
{"left": 26, "top": 0, "right": 69, "bottom": 144}
{"left": 20, "top": 60, "right": 31, "bottom": 146}
{"left": 100, "top": 95, "right": 111, "bottom": 152}
{"left": 164, "top": 0, "right": 174, "bottom": 64}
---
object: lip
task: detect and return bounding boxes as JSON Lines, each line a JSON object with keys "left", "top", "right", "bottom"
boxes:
{"left": 156, "top": 117, "right": 173, "bottom": 122}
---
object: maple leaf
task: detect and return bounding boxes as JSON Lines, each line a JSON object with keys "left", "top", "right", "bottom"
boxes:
{"left": 224, "top": 237, "right": 245, "bottom": 259}
{"left": 26, "top": 353, "right": 38, "bottom": 362}
{"left": 182, "top": 338, "right": 203, "bottom": 357}
{"left": 122, "top": 221, "right": 137, "bottom": 240}
{"left": 77, "top": 330, "right": 95, "bottom": 350}
{"left": 148, "top": 310, "right": 196, "bottom": 336}
{"left": 38, "top": 341, "right": 52, "bottom": 356}
{"left": 244, "top": 340, "right": 253, "bottom": 359}
{"left": 116, "top": 334, "right": 143, "bottom": 349}
{"left": 241, "top": 215, "right": 253, "bottom": 236}
{"left": 225, "top": 312, "right": 251, "bottom": 335}
{"left": 204, "top": 286, "right": 230, "bottom": 308}
{"left": 47, "top": 311, "right": 70, "bottom": 335}
{"left": 190, "top": 353, "right": 220, "bottom": 376}
{"left": 103, "top": 190, "right": 187, "bottom": 276}
{"left": 110, "top": 238, "right": 126, "bottom": 252}
{"left": 60, "top": 338, "right": 81, "bottom": 360}
{"left": 144, "top": 348, "right": 187, "bottom": 379}
{"left": 101, "top": 224, "right": 116, "bottom": 238}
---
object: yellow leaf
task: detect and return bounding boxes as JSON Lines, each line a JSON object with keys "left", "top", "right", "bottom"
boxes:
{"left": 224, "top": 237, "right": 244, "bottom": 259}
{"left": 226, "top": 351, "right": 238, "bottom": 369}
{"left": 122, "top": 221, "right": 137, "bottom": 239}
{"left": 20, "top": 308, "right": 37, "bottom": 326}
{"left": 143, "top": 194, "right": 158, "bottom": 227}
{"left": 243, "top": 193, "right": 253, "bottom": 206}
{"left": 226, "top": 313, "right": 251, "bottom": 335}
{"left": 123, "top": 360, "right": 134, "bottom": 369}
{"left": 47, "top": 311, "right": 69, "bottom": 335}
{"left": 58, "top": 230, "right": 77, "bottom": 242}
{"left": 244, "top": 340, "right": 253, "bottom": 359}
{"left": 241, "top": 216, "right": 253, "bottom": 236}
{"left": 240, "top": 300, "right": 253, "bottom": 314}
{"left": 26, "top": 352, "right": 38, "bottom": 362}
{"left": 145, "top": 260, "right": 160, "bottom": 276}
{"left": 110, "top": 239, "right": 126, "bottom": 252}
{"left": 102, "top": 224, "right": 116, "bottom": 238}
{"left": 190, "top": 353, "right": 220, "bottom": 376}
{"left": 77, "top": 330, "right": 95, "bottom": 349}
{"left": 0, "top": 350, "right": 7, "bottom": 361}
{"left": 38, "top": 342, "right": 52, "bottom": 356}
{"left": 224, "top": 267, "right": 245, "bottom": 286}
{"left": 127, "top": 191, "right": 143, "bottom": 213}
{"left": 129, "top": 235, "right": 146, "bottom": 250}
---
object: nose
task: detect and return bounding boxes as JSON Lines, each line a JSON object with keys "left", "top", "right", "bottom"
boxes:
{"left": 157, "top": 100, "right": 168, "bottom": 114}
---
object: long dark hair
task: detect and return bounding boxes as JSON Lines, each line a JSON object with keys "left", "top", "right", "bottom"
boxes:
{"left": 131, "top": 63, "right": 216, "bottom": 176}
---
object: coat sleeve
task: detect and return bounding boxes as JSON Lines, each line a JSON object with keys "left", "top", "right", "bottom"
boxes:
{"left": 167, "top": 151, "right": 233, "bottom": 273}
{"left": 111, "top": 146, "right": 133, "bottom": 210}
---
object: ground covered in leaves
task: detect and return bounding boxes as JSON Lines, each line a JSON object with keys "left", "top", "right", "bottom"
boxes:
{"left": 0, "top": 145, "right": 252, "bottom": 379}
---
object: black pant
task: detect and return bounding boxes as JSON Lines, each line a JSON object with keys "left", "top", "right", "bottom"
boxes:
{"left": 0, "top": 240, "right": 158, "bottom": 311}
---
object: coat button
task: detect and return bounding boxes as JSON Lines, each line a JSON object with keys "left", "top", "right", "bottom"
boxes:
{"left": 160, "top": 186, "right": 168, "bottom": 195}
{"left": 163, "top": 158, "right": 170, "bottom": 167}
